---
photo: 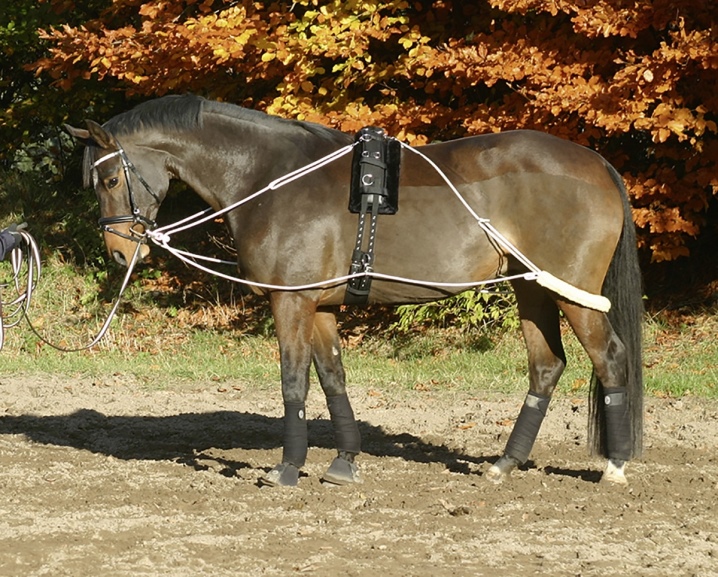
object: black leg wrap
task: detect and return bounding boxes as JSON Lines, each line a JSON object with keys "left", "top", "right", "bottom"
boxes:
{"left": 504, "top": 392, "right": 550, "bottom": 465}
{"left": 603, "top": 387, "right": 632, "bottom": 462}
{"left": 282, "top": 402, "right": 308, "bottom": 468}
{"left": 327, "top": 393, "right": 361, "bottom": 455}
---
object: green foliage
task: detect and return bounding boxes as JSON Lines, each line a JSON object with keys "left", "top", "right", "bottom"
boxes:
{"left": 392, "top": 285, "right": 519, "bottom": 334}
{"left": 0, "top": 0, "right": 130, "bottom": 172}
{"left": 0, "top": 165, "right": 107, "bottom": 266}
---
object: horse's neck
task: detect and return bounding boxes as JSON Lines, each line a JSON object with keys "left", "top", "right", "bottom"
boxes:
{"left": 177, "top": 120, "right": 344, "bottom": 210}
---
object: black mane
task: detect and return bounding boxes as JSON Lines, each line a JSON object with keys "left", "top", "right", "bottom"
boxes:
{"left": 103, "top": 94, "right": 345, "bottom": 143}
{"left": 83, "top": 94, "right": 349, "bottom": 187}
{"left": 103, "top": 94, "right": 204, "bottom": 135}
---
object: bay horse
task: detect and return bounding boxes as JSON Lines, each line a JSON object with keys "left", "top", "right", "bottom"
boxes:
{"left": 66, "top": 94, "right": 643, "bottom": 487}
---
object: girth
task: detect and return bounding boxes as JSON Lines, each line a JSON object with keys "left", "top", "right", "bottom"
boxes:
{"left": 344, "top": 127, "right": 401, "bottom": 305}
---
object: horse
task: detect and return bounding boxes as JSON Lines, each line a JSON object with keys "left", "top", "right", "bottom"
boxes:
{"left": 66, "top": 94, "right": 643, "bottom": 487}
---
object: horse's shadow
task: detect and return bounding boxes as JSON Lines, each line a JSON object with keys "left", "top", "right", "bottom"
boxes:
{"left": 0, "top": 408, "right": 497, "bottom": 478}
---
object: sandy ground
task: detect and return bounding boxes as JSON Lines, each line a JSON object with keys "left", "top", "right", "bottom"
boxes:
{"left": 0, "top": 375, "right": 716, "bottom": 577}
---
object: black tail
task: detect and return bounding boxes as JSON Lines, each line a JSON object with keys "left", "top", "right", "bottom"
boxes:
{"left": 588, "top": 163, "right": 644, "bottom": 458}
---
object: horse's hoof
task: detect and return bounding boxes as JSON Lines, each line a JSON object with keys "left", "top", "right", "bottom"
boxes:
{"left": 600, "top": 459, "right": 628, "bottom": 486}
{"left": 321, "top": 456, "right": 362, "bottom": 486}
{"left": 485, "top": 454, "right": 519, "bottom": 484}
{"left": 485, "top": 464, "right": 507, "bottom": 484}
{"left": 260, "top": 462, "right": 300, "bottom": 487}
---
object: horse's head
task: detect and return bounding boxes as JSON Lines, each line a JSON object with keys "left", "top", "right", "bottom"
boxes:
{"left": 65, "top": 120, "right": 169, "bottom": 267}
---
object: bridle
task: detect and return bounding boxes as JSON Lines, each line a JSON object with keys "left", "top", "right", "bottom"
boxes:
{"left": 91, "top": 144, "right": 162, "bottom": 241}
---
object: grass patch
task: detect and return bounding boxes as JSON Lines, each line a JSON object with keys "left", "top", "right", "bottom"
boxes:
{"left": 0, "top": 240, "right": 717, "bottom": 399}
{"left": 643, "top": 312, "right": 718, "bottom": 398}
{"left": 2, "top": 164, "right": 717, "bottom": 400}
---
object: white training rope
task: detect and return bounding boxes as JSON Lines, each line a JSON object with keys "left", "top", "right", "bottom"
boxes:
{"left": 146, "top": 138, "right": 542, "bottom": 293}
{"left": 4, "top": 232, "right": 145, "bottom": 352}
{"left": 398, "top": 143, "right": 541, "bottom": 274}
{"left": 153, "top": 241, "right": 538, "bottom": 291}
{"left": 0, "top": 230, "right": 42, "bottom": 350}
{"left": 152, "top": 143, "right": 357, "bottom": 238}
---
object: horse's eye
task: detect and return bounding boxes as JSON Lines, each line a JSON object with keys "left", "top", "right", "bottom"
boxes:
{"left": 107, "top": 177, "right": 120, "bottom": 189}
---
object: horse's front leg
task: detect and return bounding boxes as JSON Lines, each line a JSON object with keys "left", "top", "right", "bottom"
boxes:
{"left": 487, "top": 280, "right": 566, "bottom": 483}
{"left": 312, "top": 308, "right": 362, "bottom": 485}
{"left": 261, "top": 292, "right": 317, "bottom": 487}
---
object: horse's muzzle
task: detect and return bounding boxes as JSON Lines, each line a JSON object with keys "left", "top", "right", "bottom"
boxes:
{"left": 102, "top": 221, "right": 151, "bottom": 266}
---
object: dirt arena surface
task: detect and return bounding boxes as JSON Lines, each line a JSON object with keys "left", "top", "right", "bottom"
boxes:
{"left": 1, "top": 375, "right": 716, "bottom": 577}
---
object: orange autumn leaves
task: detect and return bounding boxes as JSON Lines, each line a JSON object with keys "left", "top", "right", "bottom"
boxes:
{"left": 34, "top": 0, "right": 718, "bottom": 261}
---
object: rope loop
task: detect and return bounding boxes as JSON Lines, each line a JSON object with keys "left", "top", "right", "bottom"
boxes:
{"left": 0, "top": 230, "right": 41, "bottom": 350}
{"left": 7, "top": 233, "right": 145, "bottom": 352}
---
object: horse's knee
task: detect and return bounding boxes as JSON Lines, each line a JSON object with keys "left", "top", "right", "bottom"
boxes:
{"left": 596, "top": 335, "right": 628, "bottom": 387}
{"left": 312, "top": 312, "right": 348, "bottom": 397}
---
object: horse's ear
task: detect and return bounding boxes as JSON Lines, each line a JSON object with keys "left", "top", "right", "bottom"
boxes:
{"left": 84, "top": 119, "right": 118, "bottom": 149}
{"left": 64, "top": 120, "right": 117, "bottom": 149}
{"left": 64, "top": 124, "right": 93, "bottom": 146}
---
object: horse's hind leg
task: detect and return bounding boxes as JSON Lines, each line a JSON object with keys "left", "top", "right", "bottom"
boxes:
{"left": 312, "top": 308, "right": 362, "bottom": 485}
{"left": 487, "top": 279, "right": 566, "bottom": 483}
{"left": 557, "top": 302, "right": 634, "bottom": 485}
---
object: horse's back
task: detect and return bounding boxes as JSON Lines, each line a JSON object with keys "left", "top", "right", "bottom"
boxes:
{"left": 399, "top": 130, "right": 626, "bottom": 293}
{"left": 413, "top": 130, "right": 614, "bottom": 188}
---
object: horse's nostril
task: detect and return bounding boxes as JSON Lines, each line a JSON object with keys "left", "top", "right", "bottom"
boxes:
{"left": 112, "top": 250, "right": 128, "bottom": 267}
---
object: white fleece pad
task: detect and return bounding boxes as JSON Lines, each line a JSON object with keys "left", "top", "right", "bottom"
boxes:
{"left": 536, "top": 271, "right": 611, "bottom": 312}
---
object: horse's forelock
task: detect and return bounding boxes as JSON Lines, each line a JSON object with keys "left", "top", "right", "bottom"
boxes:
{"left": 81, "top": 146, "right": 94, "bottom": 189}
